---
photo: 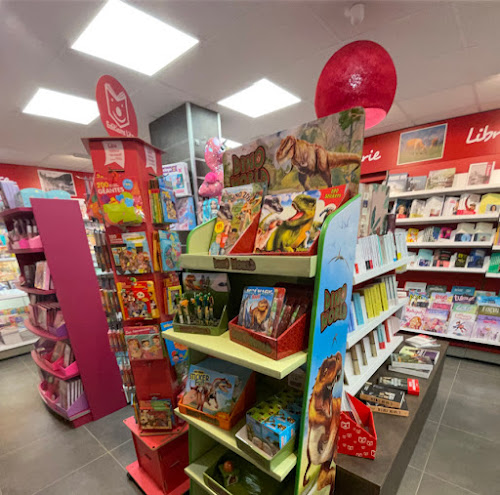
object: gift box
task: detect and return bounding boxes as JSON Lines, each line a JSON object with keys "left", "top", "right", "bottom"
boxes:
{"left": 338, "top": 393, "right": 377, "bottom": 459}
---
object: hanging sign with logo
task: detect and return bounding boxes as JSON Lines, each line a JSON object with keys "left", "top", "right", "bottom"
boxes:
{"left": 102, "top": 140, "right": 125, "bottom": 168}
{"left": 96, "top": 75, "right": 138, "bottom": 138}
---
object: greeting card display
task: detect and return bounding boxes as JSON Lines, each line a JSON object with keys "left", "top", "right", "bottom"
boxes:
{"left": 254, "top": 185, "right": 348, "bottom": 254}
{"left": 109, "top": 232, "right": 152, "bottom": 275}
{"left": 209, "top": 183, "right": 266, "bottom": 255}
{"left": 94, "top": 172, "right": 144, "bottom": 225}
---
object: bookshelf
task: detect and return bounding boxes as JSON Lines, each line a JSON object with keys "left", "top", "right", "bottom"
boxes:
{"left": 3, "top": 200, "right": 126, "bottom": 427}
{"left": 407, "top": 241, "right": 493, "bottom": 249}
{"left": 389, "top": 182, "right": 500, "bottom": 200}
{"left": 395, "top": 212, "right": 499, "bottom": 226}
{"left": 353, "top": 256, "right": 413, "bottom": 285}
{"left": 407, "top": 265, "right": 488, "bottom": 274}
{"left": 401, "top": 327, "right": 500, "bottom": 348}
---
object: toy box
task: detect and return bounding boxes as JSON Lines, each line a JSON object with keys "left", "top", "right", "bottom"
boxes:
{"left": 135, "top": 398, "right": 176, "bottom": 433}
{"left": 180, "top": 357, "right": 255, "bottom": 430}
{"left": 124, "top": 326, "right": 163, "bottom": 361}
{"left": 162, "top": 162, "right": 192, "bottom": 197}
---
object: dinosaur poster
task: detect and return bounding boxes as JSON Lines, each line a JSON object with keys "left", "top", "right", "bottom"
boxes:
{"left": 295, "top": 196, "right": 361, "bottom": 495}
{"left": 223, "top": 108, "right": 365, "bottom": 195}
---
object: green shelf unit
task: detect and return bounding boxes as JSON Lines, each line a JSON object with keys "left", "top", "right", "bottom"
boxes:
{"left": 185, "top": 445, "right": 227, "bottom": 495}
{"left": 176, "top": 408, "right": 296, "bottom": 482}
{"left": 162, "top": 329, "right": 307, "bottom": 380}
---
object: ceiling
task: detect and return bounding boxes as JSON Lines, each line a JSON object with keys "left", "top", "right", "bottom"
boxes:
{"left": 1, "top": 0, "right": 500, "bottom": 173}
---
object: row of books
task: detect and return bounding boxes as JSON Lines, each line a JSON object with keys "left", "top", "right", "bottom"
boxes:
{"left": 395, "top": 193, "right": 500, "bottom": 219}
{"left": 344, "top": 318, "right": 399, "bottom": 382}
{"left": 412, "top": 248, "right": 488, "bottom": 269}
{"left": 387, "top": 162, "right": 500, "bottom": 193}
{"left": 22, "top": 262, "right": 54, "bottom": 291}
{"left": 35, "top": 338, "right": 75, "bottom": 368}
{"left": 39, "top": 371, "right": 85, "bottom": 410}
{"left": 350, "top": 275, "right": 399, "bottom": 328}
{"left": 401, "top": 284, "right": 500, "bottom": 343}
{"left": 388, "top": 344, "right": 440, "bottom": 379}
{"left": 406, "top": 223, "right": 498, "bottom": 244}
{"left": 354, "top": 232, "right": 409, "bottom": 275}
{"left": 28, "top": 301, "right": 64, "bottom": 331}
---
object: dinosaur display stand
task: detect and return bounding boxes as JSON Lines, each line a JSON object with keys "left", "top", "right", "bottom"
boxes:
{"left": 163, "top": 195, "right": 361, "bottom": 495}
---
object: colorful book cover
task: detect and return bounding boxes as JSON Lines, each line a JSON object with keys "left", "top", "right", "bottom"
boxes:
{"left": 401, "top": 306, "right": 426, "bottom": 330}
{"left": 395, "top": 199, "right": 411, "bottom": 219}
{"left": 172, "top": 196, "right": 197, "bottom": 231}
{"left": 467, "top": 249, "right": 486, "bottom": 268}
{"left": 417, "top": 248, "right": 433, "bottom": 267}
{"left": 467, "top": 161, "right": 493, "bottom": 186}
{"left": 406, "top": 228, "right": 419, "bottom": 243}
{"left": 422, "top": 308, "right": 449, "bottom": 333}
{"left": 118, "top": 280, "right": 159, "bottom": 320}
{"left": 158, "top": 230, "right": 182, "bottom": 271}
{"left": 438, "top": 227, "right": 452, "bottom": 240}
{"left": 454, "top": 252, "right": 468, "bottom": 268}
{"left": 239, "top": 286, "right": 276, "bottom": 333}
{"left": 457, "top": 193, "right": 480, "bottom": 215}
{"left": 478, "top": 193, "right": 500, "bottom": 214}
{"left": 447, "top": 311, "right": 476, "bottom": 337}
{"left": 162, "top": 162, "right": 192, "bottom": 197}
{"left": 158, "top": 177, "right": 178, "bottom": 224}
{"left": 209, "top": 183, "right": 266, "bottom": 255}
{"left": 182, "top": 272, "right": 229, "bottom": 293}
{"left": 452, "top": 286, "right": 476, "bottom": 296}
{"left": 472, "top": 315, "right": 500, "bottom": 342}
{"left": 223, "top": 109, "right": 365, "bottom": 195}
{"left": 425, "top": 168, "right": 455, "bottom": 190}
{"left": 477, "top": 295, "right": 500, "bottom": 306}
{"left": 109, "top": 232, "right": 152, "bottom": 275}
{"left": 254, "top": 185, "right": 347, "bottom": 253}
{"left": 124, "top": 326, "right": 163, "bottom": 360}
{"left": 426, "top": 285, "right": 447, "bottom": 294}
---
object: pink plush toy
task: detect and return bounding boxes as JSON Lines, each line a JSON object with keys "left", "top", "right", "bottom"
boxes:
{"left": 199, "top": 137, "right": 224, "bottom": 198}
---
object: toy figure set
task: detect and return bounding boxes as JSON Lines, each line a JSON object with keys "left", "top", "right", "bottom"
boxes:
{"left": 124, "top": 325, "right": 163, "bottom": 360}
{"left": 109, "top": 232, "right": 152, "bottom": 275}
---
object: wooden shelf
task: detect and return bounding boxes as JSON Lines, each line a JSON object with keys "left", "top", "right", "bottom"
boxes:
{"left": 162, "top": 329, "right": 306, "bottom": 380}
{"left": 18, "top": 286, "right": 57, "bottom": 295}
{"left": 389, "top": 182, "right": 500, "bottom": 200}
{"left": 353, "top": 257, "right": 413, "bottom": 285}
{"left": 407, "top": 241, "right": 493, "bottom": 249}
{"left": 407, "top": 265, "right": 487, "bottom": 274}
{"left": 175, "top": 409, "right": 296, "bottom": 482}
{"left": 396, "top": 213, "right": 499, "bottom": 226}
{"left": 347, "top": 298, "right": 408, "bottom": 349}
{"left": 344, "top": 336, "right": 404, "bottom": 396}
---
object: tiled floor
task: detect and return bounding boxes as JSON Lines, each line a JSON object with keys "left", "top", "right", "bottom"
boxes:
{"left": 1, "top": 353, "right": 499, "bottom": 494}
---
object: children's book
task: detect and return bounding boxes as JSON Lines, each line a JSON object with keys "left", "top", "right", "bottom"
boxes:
{"left": 172, "top": 196, "right": 197, "bottom": 231}
{"left": 417, "top": 249, "right": 433, "bottom": 267}
{"left": 467, "top": 162, "right": 493, "bottom": 186}
{"left": 409, "top": 199, "right": 425, "bottom": 218}
{"left": 118, "top": 280, "right": 159, "bottom": 320}
{"left": 182, "top": 272, "right": 229, "bottom": 293}
{"left": 447, "top": 309, "right": 476, "bottom": 338}
{"left": 407, "top": 175, "right": 427, "bottom": 191}
{"left": 395, "top": 199, "right": 411, "bottom": 218}
{"left": 254, "top": 185, "right": 348, "bottom": 253}
{"left": 209, "top": 183, "right": 266, "bottom": 256}
{"left": 422, "top": 308, "right": 449, "bottom": 333}
{"left": 238, "top": 287, "right": 277, "bottom": 334}
{"left": 467, "top": 249, "right": 486, "bottom": 268}
{"left": 423, "top": 196, "right": 444, "bottom": 217}
{"left": 387, "top": 173, "right": 407, "bottom": 193}
{"left": 406, "top": 228, "right": 419, "bottom": 243}
{"left": 452, "top": 286, "right": 476, "bottom": 296}
{"left": 426, "top": 168, "right": 455, "bottom": 189}
{"left": 162, "top": 162, "right": 192, "bottom": 197}
{"left": 401, "top": 306, "right": 426, "bottom": 330}
{"left": 478, "top": 193, "right": 500, "bottom": 214}
{"left": 158, "top": 230, "right": 182, "bottom": 271}
{"left": 109, "top": 232, "right": 152, "bottom": 275}
{"left": 426, "top": 285, "right": 448, "bottom": 294}
{"left": 457, "top": 193, "right": 480, "bottom": 215}
{"left": 472, "top": 315, "right": 500, "bottom": 342}
{"left": 124, "top": 326, "right": 163, "bottom": 360}
{"left": 442, "top": 196, "right": 459, "bottom": 216}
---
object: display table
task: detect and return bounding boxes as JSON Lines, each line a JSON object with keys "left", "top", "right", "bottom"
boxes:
{"left": 336, "top": 336, "right": 449, "bottom": 495}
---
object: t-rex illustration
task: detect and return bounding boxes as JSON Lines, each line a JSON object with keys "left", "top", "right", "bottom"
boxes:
{"left": 204, "top": 378, "right": 232, "bottom": 410}
{"left": 303, "top": 352, "right": 343, "bottom": 495}
{"left": 276, "top": 135, "right": 361, "bottom": 189}
{"left": 250, "top": 298, "right": 270, "bottom": 332}
{"left": 266, "top": 194, "right": 316, "bottom": 252}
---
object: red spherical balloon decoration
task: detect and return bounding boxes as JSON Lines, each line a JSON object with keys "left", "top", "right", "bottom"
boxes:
{"left": 315, "top": 40, "right": 397, "bottom": 129}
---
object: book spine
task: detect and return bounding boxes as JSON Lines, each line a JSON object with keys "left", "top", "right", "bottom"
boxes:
{"left": 367, "top": 403, "right": 409, "bottom": 417}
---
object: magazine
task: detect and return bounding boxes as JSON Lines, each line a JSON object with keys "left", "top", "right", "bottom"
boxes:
{"left": 426, "top": 168, "right": 455, "bottom": 189}
{"left": 467, "top": 162, "right": 493, "bottom": 186}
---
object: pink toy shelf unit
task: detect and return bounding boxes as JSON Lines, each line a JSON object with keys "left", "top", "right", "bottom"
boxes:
{"left": 0, "top": 199, "right": 126, "bottom": 427}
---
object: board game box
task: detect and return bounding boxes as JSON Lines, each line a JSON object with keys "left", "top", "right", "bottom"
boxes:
{"left": 109, "top": 231, "right": 152, "bottom": 275}
{"left": 253, "top": 185, "right": 348, "bottom": 253}
{"left": 209, "top": 183, "right": 266, "bottom": 256}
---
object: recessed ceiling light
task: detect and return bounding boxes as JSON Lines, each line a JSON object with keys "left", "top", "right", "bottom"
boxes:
{"left": 223, "top": 139, "right": 242, "bottom": 148}
{"left": 23, "top": 88, "right": 99, "bottom": 125}
{"left": 72, "top": 0, "right": 199, "bottom": 76}
{"left": 218, "top": 79, "right": 300, "bottom": 118}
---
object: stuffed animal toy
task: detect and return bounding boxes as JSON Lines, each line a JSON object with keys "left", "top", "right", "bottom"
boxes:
{"left": 199, "top": 137, "right": 225, "bottom": 198}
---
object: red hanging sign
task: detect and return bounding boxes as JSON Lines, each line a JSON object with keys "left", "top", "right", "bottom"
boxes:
{"left": 96, "top": 75, "right": 138, "bottom": 138}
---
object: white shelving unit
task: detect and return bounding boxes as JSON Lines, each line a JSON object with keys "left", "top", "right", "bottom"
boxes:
{"left": 407, "top": 241, "right": 493, "bottom": 249}
{"left": 353, "top": 256, "right": 413, "bottom": 285}
{"left": 395, "top": 213, "right": 499, "bottom": 226}
{"left": 401, "top": 327, "right": 500, "bottom": 347}
{"left": 347, "top": 298, "right": 408, "bottom": 349}
{"left": 486, "top": 272, "right": 500, "bottom": 278}
{"left": 389, "top": 182, "right": 500, "bottom": 200}
{"left": 407, "top": 265, "right": 487, "bottom": 274}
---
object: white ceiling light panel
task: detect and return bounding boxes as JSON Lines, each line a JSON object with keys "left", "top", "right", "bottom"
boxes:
{"left": 72, "top": 0, "right": 199, "bottom": 76}
{"left": 218, "top": 79, "right": 300, "bottom": 118}
{"left": 23, "top": 88, "right": 99, "bottom": 124}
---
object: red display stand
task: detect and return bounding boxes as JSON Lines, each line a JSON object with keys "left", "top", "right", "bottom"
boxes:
{"left": 124, "top": 416, "right": 189, "bottom": 495}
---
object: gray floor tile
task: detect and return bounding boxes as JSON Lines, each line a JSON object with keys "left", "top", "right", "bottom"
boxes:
{"left": 85, "top": 405, "right": 134, "bottom": 450}
{"left": 0, "top": 356, "right": 27, "bottom": 374}
{"left": 441, "top": 392, "right": 500, "bottom": 443}
{"left": 397, "top": 466, "right": 422, "bottom": 495}
{"left": 409, "top": 420, "right": 438, "bottom": 470}
{"left": 0, "top": 427, "right": 105, "bottom": 495}
{"left": 35, "top": 453, "right": 141, "bottom": 495}
{"left": 451, "top": 369, "right": 500, "bottom": 406}
{"left": 426, "top": 425, "right": 500, "bottom": 495}
{"left": 111, "top": 439, "right": 137, "bottom": 469}
{"left": 459, "top": 359, "right": 500, "bottom": 378}
{"left": 428, "top": 367, "right": 455, "bottom": 422}
{"left": 443, "top": 356, "right": 460, "bottom": 372}
{"left": 417, "top": 473, "right": 478, "bottom": 495}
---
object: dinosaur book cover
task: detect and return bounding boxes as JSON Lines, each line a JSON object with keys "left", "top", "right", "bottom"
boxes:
{"left": 223, "top": 108, "right": 365, "bottom": 196}
{"left": 254, "top": 185, "right": 347, "bottom": 254}
{"left": 209, "top": 183, "right": 266, "bottom": 256}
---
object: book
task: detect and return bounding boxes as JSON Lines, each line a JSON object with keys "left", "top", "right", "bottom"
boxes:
{"left": 359, "top": 383, "right": 405, "bottom": 409}
{"left": 387, "top": 173, "right": 408, "bottom": 193}
{"left": 124, "top": 325, "right": 163, "bottom": 360}
{"left": 423, "top": 196, "right": 444, "bottom": 217}
{"left": 407, "top": 175, "right": 427, "bottom": 191}
{"left": 401, "top": 306, "right": 426, "bottom": 330}
{"left": 162, "top": 162, "right": 192, "bottom": 197}
{"left": 447, "top": 307, "right": 477, "bottom": 338}
{"left": 457, "top": 193, "right": 480, "bottom": 215}
{"left": 467, "top": 249, "right": 487, "bottom": 268}
{"left": 387, "top": 365, "right": 431, "bottom": 379}
{"left": 109, "top": 232, "right": 152, "bottom": 275}
{"left": 488, "top": 252, "right": 500, "bottom": 274}
{"left": 254, "top": 185, "right": 348, "bottom": 253}
{"left": 158, "top": 230, "right": 182, "bottom": 271}
{"left": 117, "top": 280, "right": 159, "bottom": 320}
{"left": 454, "top": 252, "right": 468, "bottom": 268}
{"left": 409, "top": 199, "right": 425, "bottom": 218}
{"left": 172, "top": 196, "right": 197, "bottom": 231}
{"left": 438, "top": 227, "right": 452, "bottom": 241}
{"left": 395, "top": 199, "right": 411, "bottom": 219}
{"left": 432, "top": 249, "right": 452, "bottom": 267}
{"left": 472, "top": 314, "right": 500, "bottom": 342}
{"left": 467, "top": 162, "right": 493, "bottom": 186}
{"left": 406, "top": 228, "right": 419, "bottom": 243}
{"left": 426, "top": 168, "right": 455, "bottom": 189}
{"left": 391, "top": 349, "right": 435, "bottom": 371}
{"left": 422, "top": 308, "right": 449, "bottom": 333}
{"left": 478, "top": 193, "right": 500, "bottom": 214}
{"left": 417, "top": 249, "right": 433, "bottom": 267}
{"left": 473, "top": 222, "right": 494, "bottom": 242}
{"left": 442, "top": 196, "right": 459, "bottom": 216}
{"left": 426, "top": 285, "right": 447, "bottom": 294}
{"left": 454, "top": 223, "right": 475, "bottom": 242}
{"left": 452, "top": 286, "right": 476, "bottom": 296}
{"left": 366, "top": 399, "right": 409, "bottom": 417}
{"left": 405, "top": 334, "right": 440, "bottom": 348}
{"left": 238, "top": 287, "right": 279, "bottom": 335}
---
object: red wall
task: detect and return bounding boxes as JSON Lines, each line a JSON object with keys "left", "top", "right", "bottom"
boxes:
{"left": 0, "top": 163, "right": 93, "bottom": 198}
